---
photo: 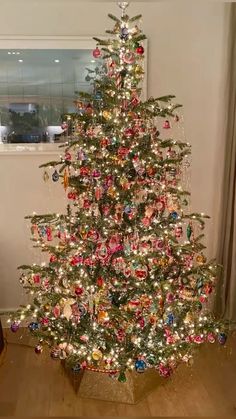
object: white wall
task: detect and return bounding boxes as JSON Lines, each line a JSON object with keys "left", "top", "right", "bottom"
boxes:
{"left": 0, "top": 1, "right": 230, "bottom": 310}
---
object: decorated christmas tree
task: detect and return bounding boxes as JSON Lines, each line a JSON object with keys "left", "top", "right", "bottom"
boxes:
{"left": 10, "top": 2, "right": 226, "bottom": 382}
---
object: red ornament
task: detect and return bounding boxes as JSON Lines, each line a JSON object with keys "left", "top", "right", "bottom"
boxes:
{"left": 96, "top": 277, "right": 104, "bottom": 287}
{"left": 136, "top": 45, "right": 144, "bottom": 55}
{"left": 158, "top": 364, "right": 173, "bottom": 378}
{"left": 92, "top": 47, "right": 101, "bottom": 58}
{"left": 75, "top": 286, "right": 84, "bottom": 296}
{"left": 85, "top": 103, "right": 93, "bottom": 116}
{"left": 65, "top": 152, "right": 72, "bottom": 161}
{"left": 163, "top": 120, "right": 171, "bottom": 129}
{"left": 118, "top": 146, "right": 130, "bottom": 158}
{"left": 41, "top": 317, "right": 49, "bottom": 326}
{"left": 100, "top": 137, "right": 109, "bottom": 148}
{"left": 87, "top": 229, "right": 100, "bottom": 242}
{"left": 135, "top": 266, "right": 148, "bottom": 280}
{"left": 131, "top": 96, "right": 140, "bottom": 107}
{"left": 175, "top": 226, "right": 183, "bottom": 238}
{"left": 80, "top": 166, "right": 90, "bottom": 176}
{"left": 46, "top": 227, "right": 52, "bottom": 241}
{"left": 35, "top": 344, "right": 43, "bottom": 354}
{"left": 124, "top": 127, "right": 135, "bottom": 138}
{"left": 33, "top": 274, "right": 41, "bottom": 284}
{"left": 207, "top": 333, "right": 216, "bottom": 343}
{"left": 67, "top": 191, "right": 77, "bottom": 200}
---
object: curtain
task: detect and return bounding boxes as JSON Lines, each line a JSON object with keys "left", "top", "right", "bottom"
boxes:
{"left": 215, "top": 3, "right": 236, "bottom": 322}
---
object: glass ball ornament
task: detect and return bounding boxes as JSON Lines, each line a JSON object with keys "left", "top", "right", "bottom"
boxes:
{"left": 218, "top": 332, "right": 227, "bottom": 345}
{"left": 146, "top": 354, "right": 156, "bottom": 365}
{"left": 50, "top": 348, "right": 61, "bottom": 360}
{"left": 95, "top": 91, "right": 102, "bottom": 100}
{"left": 135, "top": 359, "right": 146, "bottom": 373}
{"left": 170, "top": 211, "right": 178, "bottom": 220}
{"left": 28, "top": 322, "right": 40, "bottom": 331}
{"left": 118, "top": 371, "right": 126, "bottom": 382}
{"left": 92, "top": 349, "right": 103, "bottom": 361}
{"left": 163, "top": 120, "right": 171, "bottom": 129}
{"left": 92, "top": 47, "right": 101, "bottom": 58}
{"left": 136, "top": 45, "right": 144, "bottom": 55}
{"left": 52, "top": 170, "right": 59, "bottom": 182}
{"left": 71, "top": 363, "right": 81, "bottom": 373}
{"left": 120, "top": 27, "right": 129, "bottom": 40}
{"left": 10, "top": 322, "right": 20, "bottom": 333}
{"left": 35, "top": 344, "right": 43, "bottom": 355}
{"left": 166, "top": 313, "right": 174, "bottom": 325}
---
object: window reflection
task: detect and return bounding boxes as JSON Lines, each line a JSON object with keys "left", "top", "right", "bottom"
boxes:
{"left": 0, "top": 49, "right": 97, "bottom": 143}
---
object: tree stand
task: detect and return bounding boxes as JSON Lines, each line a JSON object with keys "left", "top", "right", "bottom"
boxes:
{"left": 63, "top": 364, "right": 163, "bottom": 404}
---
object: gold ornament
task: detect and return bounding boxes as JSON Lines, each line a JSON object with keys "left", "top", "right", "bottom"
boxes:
{"left": 196, "top": 254, "right": 206, "bottom": 264}
{"left": 43, "top": 171, "right": 49, "bottom": 182}
{"left": 98, "top": 311, "right": 109, "bottom": 323}
{"left": 102, "top": 110, "right": 112, "bottom": 120}
{"left": 134, "top": 64, "right": 143, "bottom": 74}
{"left": 63, "top": 169, "right": 69, "bottom": 190}
{"left": 107, "top": 186, "right": 116, "bottom": 197}
{"left": 184, "top": 312, "right": 194, "bottom": 323}
{"left": 92, "top": 349, "right": 103, "bottom": 361}
{"left": 158, "top": 258, "right": 168, "bottom": 267}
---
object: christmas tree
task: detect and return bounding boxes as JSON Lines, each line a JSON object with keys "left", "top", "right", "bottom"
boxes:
{"left": 10, "top": 2, "right": 226, "bottom": 381}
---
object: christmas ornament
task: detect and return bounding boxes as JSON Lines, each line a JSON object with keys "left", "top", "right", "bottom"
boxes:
{"left": 75, "top": 286, "right": 84, "bottom": 296}
{"left": 166, "top": 313, "right": 174, "bottom": 325}
{"left": 63, "top": 170, "right": 69, "bottom": 190}
{"left": 52, "top": 170, "right": 59, "bottom": 182}
{"left": 158, "top": 364, "right": 173, "bottom": 378}
{"left": 50, "top": 348, "right": 61, "bottom": 359}
{"left": 187, "top": 223, "right": 193, "bottom": 240}
{"left": 136, "top": 45, "right": 144, "bottom": 55}
{"left": 35, "top": 344, "right": 43, "bottom": 354}
{"left": 92, "top": 349, "right": 103, "bottom": 361}
{"left": 10, "top": 322, "right": 20, "bottom": 333}
{"left": 207, "top": 333, "right": 216, "bottom": 344}
{"left": 163, "top": 120, "right": 171, "bottom": 129}
{"left": 28, "top": 322, "right": 40, "bottom": 331}
{"left": 175, "top": 226, "right": 183, "bottom": 238}
{"left": 43, "top": 171, "right": 49, "bottom": 182}
{"left": 61, "top": 121, "right": 68, "bottom": 131}
{"left": 122, "top": 52, "right": 135, "bottom": 64}
{"left": 196, "top": 254, "right": 206, "bottom": 264}
{"left": 92, "top": 47, "right": 101, "bottom": 58}
{"left": 118, "top": 371, "right": 126, "bottom": 382}
{"left": 218, "top": 332, "right": 227, "bottom": 345}
{"left": 98, "top": 310, "right": 109, "bottom": 323}
{"left": 103, "top": 110, "right": 112, "bottom": 120}
{"left": 120, "top": 27, "right": 129, "bottom": 41}
{"left": 72, "top": 364, "right": 81, "bottom": 373}
{"left": 135, "top": 359, "right": 146, "bottom": 373}
{"left": 170, "top": 211, "right": 178, "bottom": 220}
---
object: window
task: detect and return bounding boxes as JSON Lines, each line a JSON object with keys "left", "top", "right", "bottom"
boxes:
{"left": 0, "top": 48, "right": 100, "bottom": 144}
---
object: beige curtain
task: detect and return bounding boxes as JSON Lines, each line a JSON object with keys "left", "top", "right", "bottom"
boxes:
{"left": 215, "top": 3, "right": 236, "bottom": 322}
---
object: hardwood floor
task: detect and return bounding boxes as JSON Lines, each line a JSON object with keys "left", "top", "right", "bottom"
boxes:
{"left": 0, "top": 329, "right": 236, "bottom": 417}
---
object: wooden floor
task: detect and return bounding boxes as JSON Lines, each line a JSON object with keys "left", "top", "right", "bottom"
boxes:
{"left": 0, "top": 329, "right": 236, "bottom": 417}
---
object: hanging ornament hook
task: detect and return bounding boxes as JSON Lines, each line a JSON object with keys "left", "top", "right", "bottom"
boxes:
{"left": 118, "top": 2, "right": 129, "bottom": 17}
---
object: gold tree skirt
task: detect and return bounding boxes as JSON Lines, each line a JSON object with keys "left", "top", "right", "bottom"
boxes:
{"left": 63, "top": 365, "right": 164, "bottom": 404}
